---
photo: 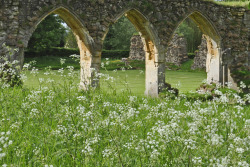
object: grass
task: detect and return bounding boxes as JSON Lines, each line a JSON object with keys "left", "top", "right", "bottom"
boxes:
{"left": 23, "top": 56, "right": 206, "bottom": 95}
{"left": 24, "top": 56, "right": 80, "bottom": 70}
{"left": 22, "top": 69, "right": 206, "bottom": 95}
{"left": 0, "top": 70, "right": 249, "bottom": 166}
{"left": 1, "top": 54, "right": 250, "bottom": 166}
{"left": 25, "top": 56, "right": 146, "bottom": 71}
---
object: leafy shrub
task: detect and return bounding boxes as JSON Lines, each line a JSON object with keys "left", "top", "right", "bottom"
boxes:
{"left": 0, "top": 44, "right": 22, "bottom": 87}
{"left": 101, "top": 50, "right": 129, "bottom": 59}
{"left": 101, "top": 59, "right": 144, "bottom": 71}
{"left": 159, "top": 82, "right": 179, "bottom": 99}
{"left": 188, "top": 53, "right": 195, "bottom": 59}
{"left": 25, "top": 47, "right": 80, "bottom": 58}
{"left": 0, "top": 60, "right": 23, "bottom": 87}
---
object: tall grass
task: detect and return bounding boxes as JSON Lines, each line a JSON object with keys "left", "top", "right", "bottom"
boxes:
{"left": 0, "top": 65, "right": 249, "bottom": 166}
{"left": 1, "top": 47, "right": 249, "bottom": 166}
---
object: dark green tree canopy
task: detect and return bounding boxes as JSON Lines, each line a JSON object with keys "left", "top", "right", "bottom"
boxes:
{"left": 28, "top": 14, "right": 67, "bottom": 51}
{"left": 176, "top": 18, "right": 202, "bottom": 53}
{"left": 27, "top": 14, "right": 202, "bottom": 54}
{"left": 64, "top": 28, "right": 78, "bottom": 49}
{"left": 103, "top": 16, "right": 137, "bottom": 50}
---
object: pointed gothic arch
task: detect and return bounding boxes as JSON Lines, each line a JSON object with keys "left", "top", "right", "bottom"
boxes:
{"left": 169, "top": 10, "right": 227, "bottom": 86}
{"left": 25, "top": 6, "right": 95, "bottom": 90}
{"left": 102, "top": 8, "right": 165, "bottom": 97}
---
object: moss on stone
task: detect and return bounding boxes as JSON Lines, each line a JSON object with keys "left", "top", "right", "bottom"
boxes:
{"left": 204, "top": 0, "right": 249, "bottom": 9}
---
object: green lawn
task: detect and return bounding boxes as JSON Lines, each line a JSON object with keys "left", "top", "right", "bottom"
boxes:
{"left": 22, "top": 69, "right": 206, "bottom": 95}
{"left": 23, "top": 57, "right": 206, "bottom": 95}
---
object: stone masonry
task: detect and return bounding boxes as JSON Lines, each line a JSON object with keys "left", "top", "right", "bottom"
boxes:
{"left": 192, "top": 35, "right": 207, "bottom": 70}
{"left": 166, "top": 34, "right": 188, "bottom": 66}
{"left": 129, "top": 33, "right": 189, "bottom": 67}
{"left": 129, "top": 35, "right": 145, "bottom": 60}
{"left": 0, "top": 0, "right": 249, "bottom": 95}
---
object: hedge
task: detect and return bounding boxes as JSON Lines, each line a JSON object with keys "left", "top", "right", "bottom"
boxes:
{"left": 102, "top": 50, "right": 129, "bottom": 59}
{"left": 25, "top": 47, "right": 130, "bottom": 59}
{"left": 25, "top": 47, "right": 80, "bottom": 58}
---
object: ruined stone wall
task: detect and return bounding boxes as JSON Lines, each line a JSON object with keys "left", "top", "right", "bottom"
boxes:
{"left": 129, "top": 33, "right": 189, "bottom": 66}
{"left": 0, "top": 0, "right": 249, "bottom": 90}
{"left": 166, "top": 34, "right": 188, "bottom": 66}
{"left": 129, "top": 35, "right": 145, "bottom": 60}
{"left": 0, "top": 1, "right": 21, "bottom": 62}
{"left": 192, "top": 35, "right": 207, "bottom": 70}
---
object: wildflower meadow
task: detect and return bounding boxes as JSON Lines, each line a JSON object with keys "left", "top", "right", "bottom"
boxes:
{"left": 0, "top": 48, "right": 249, "bottom": 166}
{"left": 0, "top": 58, "right": 250, "bottom": 167}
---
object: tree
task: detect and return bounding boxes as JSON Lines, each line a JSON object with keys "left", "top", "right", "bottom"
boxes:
{"left": 176, "top": 18, "right": 203, "bottom": 53}
{"left": 103, "top": 16, "right": 137, "bottom": 50}
{"left": 28, "top": 14, "right": 67, "bottom": 51}
{"left": 64, "top": 28, "right": 78, "bottom": 49}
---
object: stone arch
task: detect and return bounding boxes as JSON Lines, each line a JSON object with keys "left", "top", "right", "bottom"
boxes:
{"left": 23, "top": 6, "right": 95, "bottom": 90}
{"left": 102, "top": 8, "right": 165, "bottom": 97}
{"left": 169, "top": 10, "right": 225, "bottom": 86}
{"left": 0, "top": 0, "right": 248, "bottom": 93}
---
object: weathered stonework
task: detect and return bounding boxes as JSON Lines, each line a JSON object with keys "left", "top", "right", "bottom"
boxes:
{"left": 166, "top": 34, "right": 188, "bottom": 66}
{"left": 192, "top": 35, "right": 207, "bottom": 70}
{"left": 129, "top": 34, "right": 189, "bottom": 67}
{"left": 129, "top": 35, "right": 145, "bottom": 60}
{"left": 0, "top": 0, "right": 249, "bottom": 95}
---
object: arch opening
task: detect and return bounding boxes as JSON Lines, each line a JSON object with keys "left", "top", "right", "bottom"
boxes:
{"left": 189, "top": 12, "right": 223, "bottom": 85}
{"left": 167, "top": 11, "right": 226, "bottom": 91}
{"left": 102, "top": 9, "right": 164, "bottom": 97}
{"left": 24, "top": 7, "right": 94, "bottom": 90}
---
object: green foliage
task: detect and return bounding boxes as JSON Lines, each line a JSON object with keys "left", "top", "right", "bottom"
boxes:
{"left": 101, "top": 59, "right": 145, "bottom": 71}
{"left": 232, "top": 69, "right": 250, "bottom": 92}
{"left": 166, "top": 59, "right": 205, "bottom": 72}
{"left": 207, "top": 0, "right": 250, "bottom": 8}
{"left": 24, "top": 56, "right": 80, "bottom": 70}
{"left": 28, "top": 15, "right": 67, "bottom": 51}
{"left": 188, "top": 53, "right": 196, "bottom": 59}
{"left": 176, "top": 18, "right": 202, "bottom": 53}
{"left": 101, "top": 50, "right": 129, "bottom": 59}
{"left": 0, "top": 61, "right": 23, "bottom": 87}
{"left": 180, "top": 60, "right": 195, "bottom": 71}
{"left": 25, "top": 47, "right": 80, "bottom": 58}
{"left": 26, "top": 48, "right": 129, "bottom": 59}
{"left": 0, "top": 44, "right": 23, "bottom": 87}
{"left": 104, "top": 16, "right": 137, "bottom": 50}
{"left": 64, "top": 28, "right": 78, "bottom": 49}
{"left": 166, "top": 62, "right": 180, "bottom": 71}
{"left": 185, "top": 92, "right": 213, "bottom": 101}
{"left": 1, "top": 67, "right": 249, "bottom": 166}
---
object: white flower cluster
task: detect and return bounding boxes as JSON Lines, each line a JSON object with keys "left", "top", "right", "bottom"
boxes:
{"left": 0, "top": 131, "right": 12, "bottom": 160}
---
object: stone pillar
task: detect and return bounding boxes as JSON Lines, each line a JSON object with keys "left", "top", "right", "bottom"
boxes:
{"left": 205, "top": 35, "right": 221, "bottom": 84}
{"left": 75, "top": 29, "right": 101, "bottom": 90}
{"left": 145, "top": 61, "right": 166, "bottom": 97}
{"left": 90, "top": 52, "right": 101, "bottom": 88}
{"left": 145, "top": 39, "right": 165, "bottom": 97}
{"left": 79, "top": 42, "right": 101, "bottom": 90}
{"left": 79, "top": 50, "right": 93, "bottom": 90}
